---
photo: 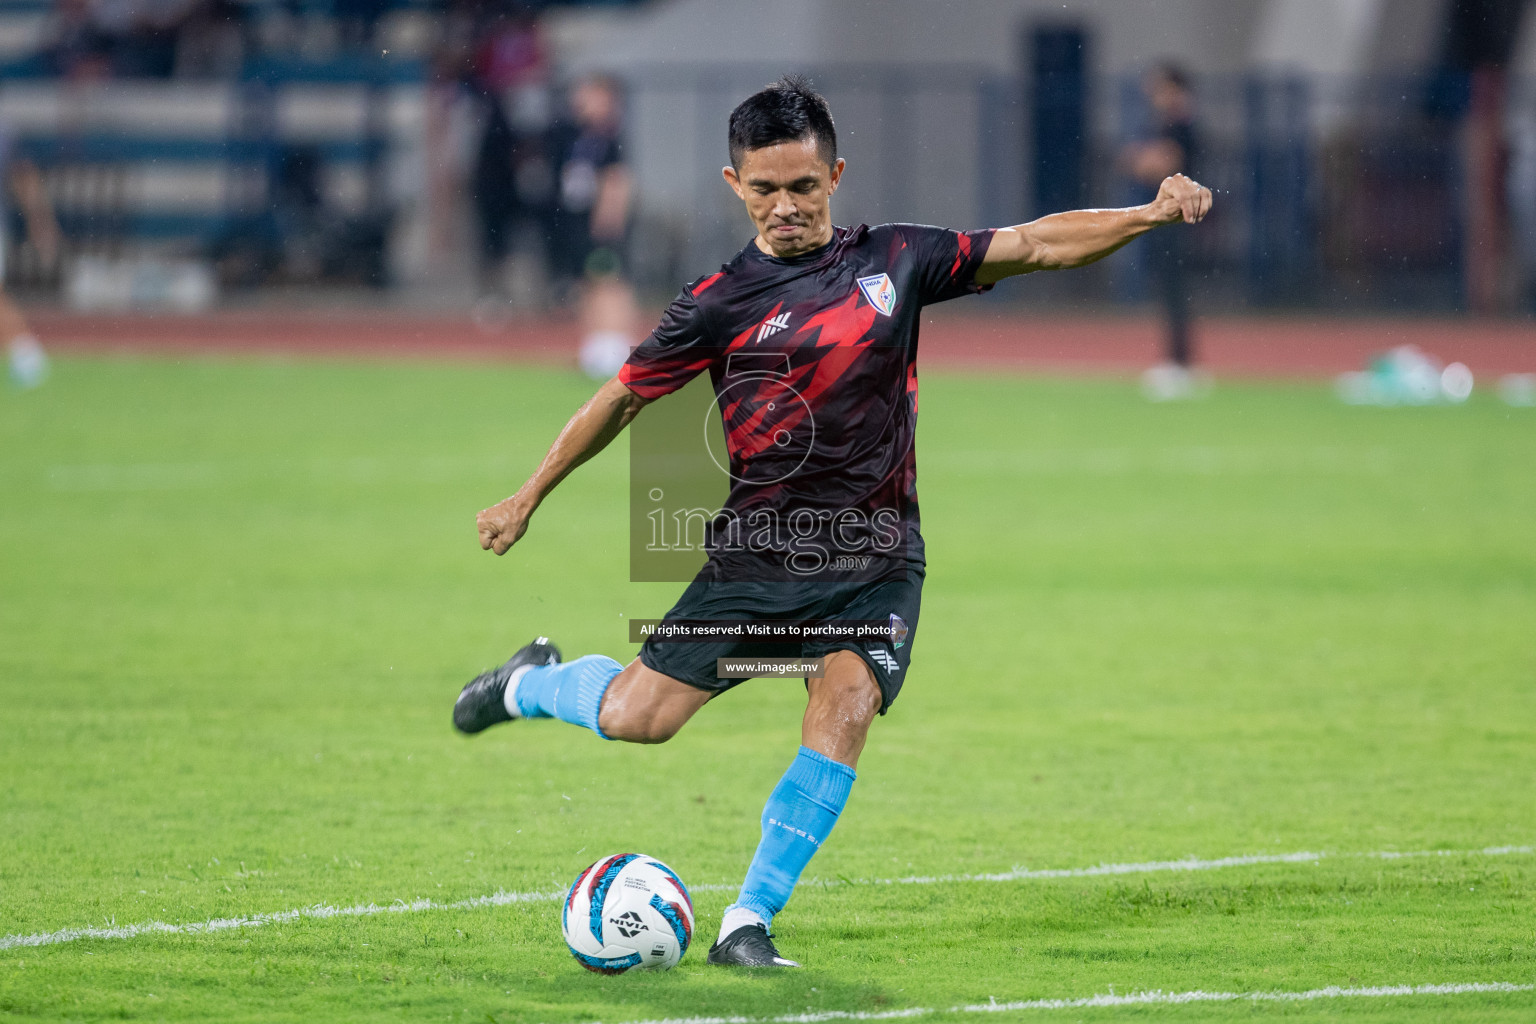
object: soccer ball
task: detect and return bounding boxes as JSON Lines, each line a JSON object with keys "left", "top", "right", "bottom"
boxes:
{"left": 561, "top": 853, "right": 694, "bottom": 973}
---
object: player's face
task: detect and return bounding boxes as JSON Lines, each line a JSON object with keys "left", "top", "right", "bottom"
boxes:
{"left": 723, "top": 138, "right": 845, "bottom": 258}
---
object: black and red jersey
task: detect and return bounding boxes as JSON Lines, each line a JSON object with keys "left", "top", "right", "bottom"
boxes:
{"left": 620, "top": 223, "right": 994, "bottom": 581}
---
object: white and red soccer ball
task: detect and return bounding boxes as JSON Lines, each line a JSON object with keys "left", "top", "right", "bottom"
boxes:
{"left": 561, "top": 853, "right": 694, "bottom": 972}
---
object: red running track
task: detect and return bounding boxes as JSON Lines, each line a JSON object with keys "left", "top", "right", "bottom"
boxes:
{"left": 29, "top": 308, "right": 1536, "bottom": 378}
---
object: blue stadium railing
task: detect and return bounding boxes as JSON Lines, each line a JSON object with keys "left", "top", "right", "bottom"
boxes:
{"left": 4, "top": 55, "right": 423, "bottom": 250}
{"left": 2, "top": 57, "right": 1519, "bottom": 310}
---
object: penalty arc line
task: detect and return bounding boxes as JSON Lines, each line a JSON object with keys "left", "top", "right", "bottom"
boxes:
{"left": 2, "top": 844, "right": 1531, "bottom": 953}
{"left": 591, "top": 982, "right": 1536, "bottom": 1024}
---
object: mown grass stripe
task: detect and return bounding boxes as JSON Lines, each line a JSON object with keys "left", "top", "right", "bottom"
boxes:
{"left": 595, "top": 982, "right": 1536, "bottom": 1024}
{"left": 3, "top": 844, "right": 1530, "bottom": 953}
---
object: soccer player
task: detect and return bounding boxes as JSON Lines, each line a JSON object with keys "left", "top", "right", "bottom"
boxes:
{"left": 1, "top": 120, "right": 59, "bottom": 389}
{"left": 1122, "top": 62, "right": 1202, "bottom": 399}
{"left": 453, "top": 76, "right": 1210, "bottom": 968}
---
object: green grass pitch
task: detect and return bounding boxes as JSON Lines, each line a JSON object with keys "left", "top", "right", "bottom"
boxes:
{"left": 1, "top": 354, "right": 1533, "bottom": 1022}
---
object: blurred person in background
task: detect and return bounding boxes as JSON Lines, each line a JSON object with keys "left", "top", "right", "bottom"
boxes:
{"left": 1, "top": 124, "right": 61, "bottom": 389}
{"left": 47, "top": 0, "right": 203, "bottom": 79}
{"left": 95, "top": 0, "right": 198, "bottom": 78}
{"left": 468, "top": 1, "right": 551, "bottom": 299}
{"left": 1122, "top": 62, "right": 1204, "bottom": 400}
{"left": 46, "top": 0, "right": 116, "bottom": 79}
{"left": 544, "top": 73, "right": 636, "bottom": 379}
{"left": 172, "top": 0, "right": 246, "bottom": 79}
{"left": 333, "top": 0, "right": 390, "bottom": 49}
{"left": 1506, "top": 84, "right": 1536, "bottom": 314}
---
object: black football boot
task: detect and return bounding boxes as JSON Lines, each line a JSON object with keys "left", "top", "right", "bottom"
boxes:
{"left": 452, "top": 637, "right": 562, "bottom": 734}
{"left": 706, "top": 923, "right": 801, "bottom": 967}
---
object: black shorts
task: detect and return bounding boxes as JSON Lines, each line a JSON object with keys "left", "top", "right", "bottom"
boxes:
{"left": 638, "top": 568, "right": 923, "bottom": 713}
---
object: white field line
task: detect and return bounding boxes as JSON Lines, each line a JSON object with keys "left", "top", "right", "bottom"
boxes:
{"left": 0, "top": 888, "right": 564, "bottom": 952}
{"left": 834, "top": 843, "right": 1536, "bottom": 887}
{"left": 596, "top": 982, "right": 1536, "bottom": 1024}
{"left": 3, "top": 844, "right": 1531, "bottom": 953}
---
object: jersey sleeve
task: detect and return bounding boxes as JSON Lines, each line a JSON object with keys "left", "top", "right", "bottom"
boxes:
{"left": 894, "top": 224, "right": 997, "bottom": 305}
{"left": 619, "top": 285, "right": 715, "bottom": 398}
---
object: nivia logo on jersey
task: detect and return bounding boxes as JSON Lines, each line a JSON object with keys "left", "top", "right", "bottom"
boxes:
{"left": 756, "top": 311, "right": 792, "bottom": 342}
{"left": 857, "top": 273, "right": 896, "bottom": 316}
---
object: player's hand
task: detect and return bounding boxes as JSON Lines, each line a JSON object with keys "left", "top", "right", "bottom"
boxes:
{"left": 477, "top": 494, "right": 533, "bottom": 556}
{"left": 1153, "top": 173, "right": 1212, "bottom": 225}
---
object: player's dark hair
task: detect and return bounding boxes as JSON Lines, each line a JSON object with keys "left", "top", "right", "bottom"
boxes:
{"left": 727, "top": 75, "right": 837, "bottom": 170}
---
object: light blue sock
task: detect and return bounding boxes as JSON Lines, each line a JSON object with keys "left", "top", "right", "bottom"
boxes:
{"left": 511, "top": 655, "right": 621, "bottom": 739}
{"left": 726, "top": 746, "right": 856, "bottom": 926}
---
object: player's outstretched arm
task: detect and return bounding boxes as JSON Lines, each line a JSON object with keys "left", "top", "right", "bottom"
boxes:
{"left": 477, "top": 377, "right": 650, "bottom": 556}
{"left": 975, "top": 173, "right": 1211, "bottom": 284}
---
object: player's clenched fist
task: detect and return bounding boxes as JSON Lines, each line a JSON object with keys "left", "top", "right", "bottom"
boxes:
{"left": 1154, "top": 173, "right": 1212, "bottom": 225}
{"left": 478, "top": 495, "right": 532, "bottom": 555}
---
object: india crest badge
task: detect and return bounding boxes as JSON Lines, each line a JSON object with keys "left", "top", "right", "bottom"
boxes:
{"left": 856, "top": 273, "right": 896, "bottom": 316}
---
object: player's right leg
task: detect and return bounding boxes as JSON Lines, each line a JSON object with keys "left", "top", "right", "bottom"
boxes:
{"left": 453, "top": 640, "right": 709, "bottom": 742}
{"left": 708, "top": 649, "right": 879, "bottom": 968}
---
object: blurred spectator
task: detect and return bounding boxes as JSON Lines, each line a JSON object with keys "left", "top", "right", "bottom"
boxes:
{"left": 98, "top": 0, "right": 197, "bottom": 78}
{"left": 46, "top": 0, "right": 115, "bottom": 80}
{"left": 1122, "top": 62, "right": 1204, "bottom": 400}
{"left": 211, "top": 144, "right": 391, "bottom": 288}
{"left": 467, "top": 2, "right": 550, "bottom": 295}
{"left": 1439, "top": 0, "right": 1527, "bottom": 314}
{"left": 334, "top": 0, "right": 391, "bottom": 49}
{"left": 546, "top": 74, "right": 629, "bottom": 297}
{"left": 173, "top": 0, "right": 246, "bottom": 79}
{"left": 47, "top": 0, "right": 202, "bottom": 80}
{"left": 1512, "top": 112, "right": 1536, "bottom": 315}
{"left": 546, "top": 74, "right": 636, "bottom": 378}
{"left": 0, "top": 121, "right": 62, "bottom": 389}
{"left": 474, "top": 1, "right": 546, "bottom": 92}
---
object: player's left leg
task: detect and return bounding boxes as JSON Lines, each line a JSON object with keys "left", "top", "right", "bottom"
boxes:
{"left": 453, "top": 638, "right": 710, "bottom": 741}
{"left": 708, "top": 651, "right": 880, "bottom": 967}
{"left": 595, "top": 659, "right": 714, "bottom": 742}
